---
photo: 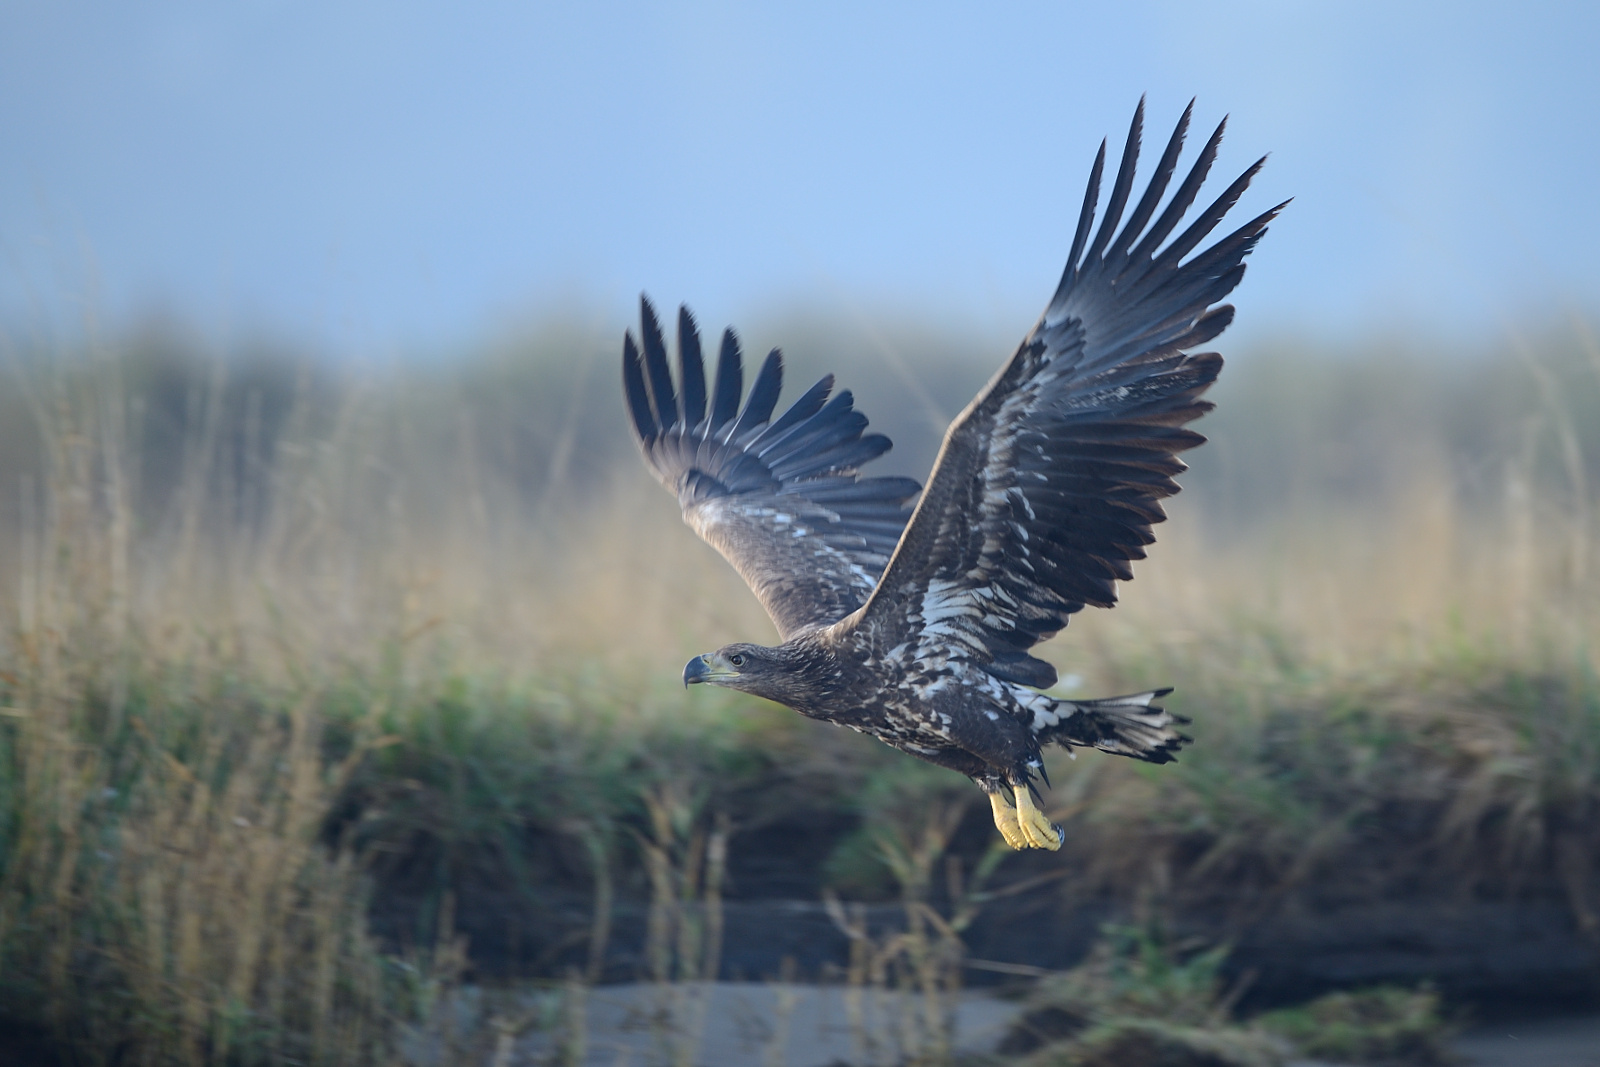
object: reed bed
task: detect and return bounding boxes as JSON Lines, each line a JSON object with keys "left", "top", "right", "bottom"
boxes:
{"left": 1, "top": 309, "right": 1598, "bottom": 1062}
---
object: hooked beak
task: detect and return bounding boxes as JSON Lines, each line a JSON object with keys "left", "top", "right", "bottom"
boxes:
{"left": 684, "top": 652, "right": 738, "bottom": 688}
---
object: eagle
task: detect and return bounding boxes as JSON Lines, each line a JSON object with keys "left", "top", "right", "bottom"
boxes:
{"left": 622, "top": 101, "right": 1282, "bottom": 850}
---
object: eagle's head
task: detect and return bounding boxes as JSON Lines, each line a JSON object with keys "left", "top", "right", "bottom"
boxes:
{"left": 683, "top": 641, "right": 834, "bottom": 710}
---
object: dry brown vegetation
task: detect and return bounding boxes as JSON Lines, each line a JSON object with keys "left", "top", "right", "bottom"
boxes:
{"left": 1, "top": 308, "right": 1598, "bottom": 1062}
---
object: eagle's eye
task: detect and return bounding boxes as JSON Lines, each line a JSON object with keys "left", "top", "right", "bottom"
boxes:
{"left": 729, "top": 653, "right": 746, "bottom": 667}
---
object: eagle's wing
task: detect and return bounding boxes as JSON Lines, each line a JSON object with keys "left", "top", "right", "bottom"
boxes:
{"left": 624, "top": 298, "right": 921, "bottom": 639}
{"left": 854, "top": 100, "right": 1286, "bottom": 688}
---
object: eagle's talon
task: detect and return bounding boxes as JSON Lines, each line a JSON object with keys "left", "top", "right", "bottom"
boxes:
{"left": 1013, "top": 782, "right": 1063, "bottom": 851}
{"left": 988, "top": 790, "right": 1029, "bottom": 850}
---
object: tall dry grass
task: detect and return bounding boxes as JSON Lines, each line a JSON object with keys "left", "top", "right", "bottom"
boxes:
{"left": 5, "top": 313, "right": 1593, "bottom": 679}
{"left": 0, "top": 344, "right": 451, "bottom": 1061}
{"left": 1, "top": 308, "right": 1599, "bottom": 1058}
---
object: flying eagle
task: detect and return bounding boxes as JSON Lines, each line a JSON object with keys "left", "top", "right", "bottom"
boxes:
{"left": 622, "top": 101, "right": 1282, "bottom": 850}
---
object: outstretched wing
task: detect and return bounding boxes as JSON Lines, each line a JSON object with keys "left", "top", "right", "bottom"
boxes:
{"left": 855, "top": 100, "right": 1286, "bottom": 688}
{"left": 623, "top": 298, "right": 921, "bottom": 639}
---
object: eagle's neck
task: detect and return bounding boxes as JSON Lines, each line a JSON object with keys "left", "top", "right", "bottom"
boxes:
{"left": 766, "top": 631, "right": 847, "bottom": 715}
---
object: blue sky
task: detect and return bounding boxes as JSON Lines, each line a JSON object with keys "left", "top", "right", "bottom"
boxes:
{"left": 2, "top": 1, "right": 1596, "bottom": 355}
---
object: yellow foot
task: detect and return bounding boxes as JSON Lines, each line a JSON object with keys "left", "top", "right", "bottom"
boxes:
{"left": 988, "top": 790, "right": 1029, "bottom": 850}
{"left": 1013, "top": 784, "right": 1063, "bottom": 851}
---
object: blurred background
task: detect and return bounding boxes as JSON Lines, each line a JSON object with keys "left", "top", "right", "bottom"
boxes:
{"left": 5, "top": 0, "right": 1598, "bottom": 350}
{"left": 2, "top": 3, "right": 1599, "bottom": 1066}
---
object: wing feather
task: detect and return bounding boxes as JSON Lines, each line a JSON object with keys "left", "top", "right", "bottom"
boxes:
{"left": 624, "top": 300, "right": 920, "bottom": 638}
{"left": 756, "top": 375, "right": 836, "bottom": 449}
{"left": 622, "top": 333, "right": 657, "bottom": 438}
{"left": 854, "top": 103, "right": 1284, "bottom": 688}
{"left": 1128, "top": 115, "right": 1226, "bottom": 265}
{"left": 727, "top": 350, "right": 784, "bottom": 441}
{"left": 709, "top": 329, "right": 743, "bottom": 433}
{"left": 1107, "top": 99, "right": 1191, "bottom": 264}
{"left": 639, "top": 297, "right": 678, "bottom": 428}
{"left": 1062, "top": 140, "right": 1105, "bottom": 289}
{"left": 1081, "top": 97, "right": 1144, "bottom": 265}
{"left": 678, "top": 306, "right": 707, "bottom": 427}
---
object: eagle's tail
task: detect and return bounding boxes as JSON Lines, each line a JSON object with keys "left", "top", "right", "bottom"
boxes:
{"left": 1029, "top": 688, "right": 1190, "bottom": 764}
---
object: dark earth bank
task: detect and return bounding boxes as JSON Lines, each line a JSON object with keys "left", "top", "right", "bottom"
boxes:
{"left": 366, "top": 803, "right": 1600, "bottom": 1016}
